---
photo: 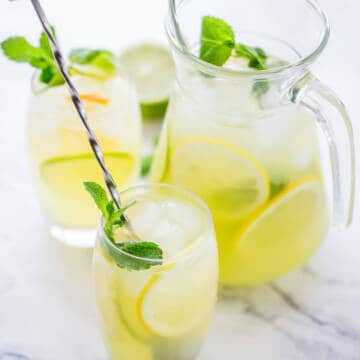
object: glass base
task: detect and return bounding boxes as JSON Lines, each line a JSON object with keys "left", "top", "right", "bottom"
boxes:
{"left": 49, "top": 224, "right": 96, "bottom": 248}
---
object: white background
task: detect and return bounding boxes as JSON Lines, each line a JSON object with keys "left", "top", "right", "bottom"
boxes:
{"left": 0, "top": 0, "right": 359, "bottom": 359}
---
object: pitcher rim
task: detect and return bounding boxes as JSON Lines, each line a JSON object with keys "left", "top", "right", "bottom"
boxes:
{"left": 166, "top": 0, "right": 330, "bottom": 77}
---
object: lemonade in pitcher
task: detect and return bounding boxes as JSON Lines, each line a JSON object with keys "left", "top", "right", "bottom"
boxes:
{"left": 151, "top": 0, "right": 355, "bottom": 285}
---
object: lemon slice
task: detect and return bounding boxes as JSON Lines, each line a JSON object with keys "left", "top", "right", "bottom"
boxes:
{"left": 149, "top": 120, "right": 169, "bottom": 182}
{"left": 94, "top": 253, "right": 152, "bottom": 359}
{"left": 137, "top": 265, "right": 214, "bottom": 338}
{"left": 41, "top": 152, "right": 135, "bottom": 190}
{"left": 165, "top": 137, "right": 270, "bottom": 220}
{"left": 40, "top": 152, "right": 136, "bottom": 227}
{"left": 229, "top": 176, "right": 328, "bottom": 284}
{"left": 119, "top": 44, "right": 175, "bottom": 120}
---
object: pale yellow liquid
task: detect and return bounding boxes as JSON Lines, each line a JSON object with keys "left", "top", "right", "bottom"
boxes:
{"left": 151, "top": 71, "right": 329, "bottom": 285}
{"left": 93, "top": 192, "right": 218, "bottom": 359}
{"left": 27, "top": 75, "right": 141, "bottom": 228}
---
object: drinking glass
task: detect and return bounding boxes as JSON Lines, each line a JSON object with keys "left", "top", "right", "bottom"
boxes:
{"left": 151, "top": 0, "right": 356, "bottom": 285}
{"left": 28, "top": 72, "right": 141, "bottom": 247}
{"left": 93, "top": 183, "right": 218, "bottom": 359}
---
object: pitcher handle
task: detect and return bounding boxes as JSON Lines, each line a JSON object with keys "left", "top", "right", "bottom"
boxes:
{"left": 293, "top": 76, "right": 356, "bottom": 228}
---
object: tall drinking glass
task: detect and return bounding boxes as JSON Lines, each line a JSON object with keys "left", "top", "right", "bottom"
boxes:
{"left": 28, "top": 72, "right": 141, "bottom": 248}
{"left": 93, "top": 183, "right": 218, "bottom": 359}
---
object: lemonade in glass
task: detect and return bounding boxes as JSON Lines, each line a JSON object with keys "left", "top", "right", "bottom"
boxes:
{"left": 28, "top": 73, "right": 141, "bottom": 247}
{"left": 1, "top": 30, "right": 141, "bottom": 247}
{"left": 93, "top": 184, "right": 218, "bottom": 359}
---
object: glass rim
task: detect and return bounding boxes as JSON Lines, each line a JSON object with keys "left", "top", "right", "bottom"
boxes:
{"left": 98, "top": 182, "right": 214, "bottom": 265}
{"left": 165, "top": 0, "right": 330, "bottom": 78}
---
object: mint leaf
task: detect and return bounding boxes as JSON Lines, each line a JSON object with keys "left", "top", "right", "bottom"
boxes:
{"left": 106, "top": 201, "right": 116, "bottom": 218}
{"left": 254, "top": 47, "right": 267, "bottom": 60}
{"left": 1, "top": 37, "right": 48, "bottom": 68}
{"left": 83, "top": 181, "right": 109, "bottom": 218}
{"left": 109, "top": 201, "right": 136, "bottom": 227}
{"left": 68, "top": 49, "right": 107, "bottom": 64}
{"left": 39, "top": 65, "right": 64, "bottom": 86}
{"left": 84, "top": 181, "right": 163, "bottom": 270}
{"left": 200, "top": 16, "right": 235, "bottom": 66}
{"left": 110, "top": 241, "right": 163, "bottom": 270}
{"left": 234, "top": 44, "right": 267, "bottom": 70}
{"left": 1, "top": 33, "right": 65, "bottom": 87}
{"left": 39, "top": 26, "right": 56, "bottom": 58}
{"left": 69, "top": 48, "right": 116, "bottom": 78}
{"left": 141, "top": 155, "right": 153, "bottom": 177}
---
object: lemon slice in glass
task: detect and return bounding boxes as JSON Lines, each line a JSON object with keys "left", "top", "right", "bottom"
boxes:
{"left": 137, "top": 262, "right": 214, "bottom": 338}
{"left": 119, "top": 44, "right": 175, "bottom": 120}
{"left": 231, "top": 175, "right": 328, "bottom": 284}
{"left": 165, "top": 137, "right": 270, "bottom": 220}
{"left": 39, "top": 152, "right": 136, "bottom": 227}
{"left": 41, "top": 152, "right": 135, "bottom": 191}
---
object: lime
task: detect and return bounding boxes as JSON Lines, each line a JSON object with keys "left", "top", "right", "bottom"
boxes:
{"left": 119, "top": 44, "right": 175, "bottom": 120}
{"left": 165, "top": 137, "right": 270, "bottom": 220}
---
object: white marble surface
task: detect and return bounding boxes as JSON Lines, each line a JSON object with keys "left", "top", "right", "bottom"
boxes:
{"left": 1, "top": 0, "right": 360, "bottom": 359}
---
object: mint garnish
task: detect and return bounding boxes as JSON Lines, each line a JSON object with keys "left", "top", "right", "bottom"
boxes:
{"left": 199, "top": 16, "right": 270, "bottom": 99}
{"left": 69, "top": 48, "right": 116, "bottom": 79}
{"left": 199, "top": 16, "right": 268, "bottom": 71}
{"left": 1, "top": 28, "right": 117, "bottom": 87}
{"left": 234, "top": 44, "right": 267, "bottom": 70}
{"left": 107, "top": 241, "right": 163, "bottom": 271}
{"left": 1, "top": 29, "right": 64, "bottom": 86}
{"left": 84, "top": 181, "right": 163, "bottom": 270}
{"left": 200, "top": 16, "right": 235, "bottom": 66}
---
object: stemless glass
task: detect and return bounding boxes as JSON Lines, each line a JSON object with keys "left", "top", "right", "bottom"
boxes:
{"left": 151, "top": 0, "right": 356, "bottom": 286}
{"left": 24, "top": 0, "right": 163, "bottom": 248}
{"left": 27, "top": 71, "right": 141, "bottom": 248}
{"left": 93, "top": 183, "right": 218, "bottom": 360}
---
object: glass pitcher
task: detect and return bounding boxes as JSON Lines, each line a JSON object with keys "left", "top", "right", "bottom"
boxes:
{"left": 151, "top": 0, "right": 356, "bottom": 286}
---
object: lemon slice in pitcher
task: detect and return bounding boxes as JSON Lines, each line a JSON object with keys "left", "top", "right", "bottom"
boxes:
{"left": 233, "top": 176, "right": 328, "bottom": 284}
{"left": 165, "top": 137, "right": 270, "bottom": 220}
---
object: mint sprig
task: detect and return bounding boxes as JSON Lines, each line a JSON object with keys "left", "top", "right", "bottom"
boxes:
{"left": 1, "top": 28, "right": 64, "bottom": 87}
{"left": 1, "top": 28, "right": 117, "bottom": 87}
{"left": 199, "top": 16, "right": 270, "bottom": 98}
{"left": 199, "top": 16, "right": 268, "bottom": 71}
{"left": 84, "top": 182, "right": 163, "bottom": 270}
{"left": 69, "top": 48, "right": 116, "bottom": 79}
